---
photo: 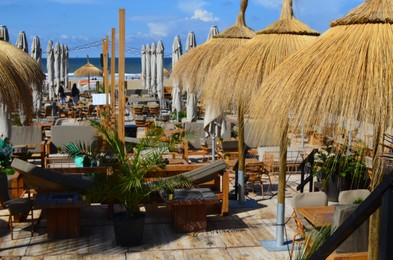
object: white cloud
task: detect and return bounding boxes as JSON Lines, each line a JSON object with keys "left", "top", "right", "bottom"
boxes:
{"left": 177, "top": 0, "right": 208, "bottom": 13}
{"left": 60, "top": 34, "right": 68, "bottom": 39}
{"left": 191, "top": 9, "right": 219, "bottom": 22}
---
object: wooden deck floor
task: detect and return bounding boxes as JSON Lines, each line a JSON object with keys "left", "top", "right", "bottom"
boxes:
{"left": 0, "top": 174, "right": 304, "bottom": 259}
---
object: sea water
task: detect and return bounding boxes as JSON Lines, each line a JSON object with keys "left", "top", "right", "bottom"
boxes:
{"left": 41, "top": 57, "right": 172, "bottom": 75}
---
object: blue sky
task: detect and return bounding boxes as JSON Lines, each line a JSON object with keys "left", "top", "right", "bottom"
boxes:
{"left": 1, "top": 0, "right": 363, "bottom": 58}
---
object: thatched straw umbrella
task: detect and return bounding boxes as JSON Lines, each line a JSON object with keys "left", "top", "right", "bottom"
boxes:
{"left": 74, "top": 55, "right": 103, "bottom": 91}
{"left": 0, "top": 40, "right": 45, "bottom": 136}
{"left": 247, "top": 0, "right": 393, "bottom": 257}
{"left": 203, "top": 0, "right": 319, "bottom": 242}
{"left": 172, "top": 0, "right": 255, "bottom": 92}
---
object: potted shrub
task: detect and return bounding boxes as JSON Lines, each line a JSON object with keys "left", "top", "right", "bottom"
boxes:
{"left": 313, "top": 142, "right": 370, "bottom": 202}
{"left": 87, "top": 120, "right": 190, "bottom": 246}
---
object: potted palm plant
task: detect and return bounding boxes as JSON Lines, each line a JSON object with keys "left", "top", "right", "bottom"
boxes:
{"left": 313, "top": 141, "right": 370, "bottom": 202}
{"left": 87, "top": 120, "right": 190, "bottom": 246}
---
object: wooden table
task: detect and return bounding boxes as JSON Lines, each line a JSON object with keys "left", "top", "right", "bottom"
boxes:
{"left": 34, "top": 192, "right": 88, "bottom": 239}
{"left": 297, "top": 205, "right": 336, "bottom": 228}
{"left": 164, "top": 188, "right": 219, "bottom": 233}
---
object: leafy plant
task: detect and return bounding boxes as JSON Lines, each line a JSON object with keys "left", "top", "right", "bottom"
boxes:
{"left": 313, "top": 142, "right": 369, "bottom": 190}
{"left": 295, "top": 226, "right": 331, "bottom": 259}
{"left": 64, "top": 140, "right": 113, "bottom": 168}
{"left": 1, "top": 166, "right": 15, "bottom": 176}
{"left": 88, "top": 119, "right": 191, "bottom": 214}
{"left": 352, "top": 198, "right": 364, "bottom": 204}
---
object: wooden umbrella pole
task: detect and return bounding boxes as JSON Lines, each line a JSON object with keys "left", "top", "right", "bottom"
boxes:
{"left": 110, "top": 28, "right": 116, "bottom": 131}
{"left": 102, "top": 36, "right": 109, "bottom": 127}
{"left": 118, "top": 8, "right": 125, "bottom": 145}
{"left": 276, "top": 123, "right": 288, "bottom": 246}
{"left": 237, "top": 105, "right": 245, "bottom": 203}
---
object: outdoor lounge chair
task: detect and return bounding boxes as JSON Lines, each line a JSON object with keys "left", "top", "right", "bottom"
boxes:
{"left": 151, "top": 160, "right": 229, "bottom": 215}
{"left": 11, "top": 158, "right": 93, "bottom": 192}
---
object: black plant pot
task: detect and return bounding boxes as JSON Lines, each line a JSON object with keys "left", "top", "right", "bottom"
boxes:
{"left": 112, "top": 211, "right": 145, "bottom": 247}
{"left": 326, "top": 175, "right": 350, "bottom": 202}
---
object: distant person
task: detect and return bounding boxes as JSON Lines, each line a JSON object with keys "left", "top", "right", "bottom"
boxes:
{"left": 71, "top": 83, "right": 80, "bottom": 105}
{"left": 58, "top": 82, "right": 66, "bottom": 105}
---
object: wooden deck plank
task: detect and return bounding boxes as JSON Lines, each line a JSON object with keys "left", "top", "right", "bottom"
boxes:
{"left": 0, "top": 174, "right": 310, "bottom": 259}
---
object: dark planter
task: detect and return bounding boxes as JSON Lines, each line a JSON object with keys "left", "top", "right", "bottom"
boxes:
{"left": 112, "top": 211, "right": 145, "bottom": 246}
{"left": 326, "top": 175, "right": 350, "bottom": 202}
{"left": 325, "top": 174, "right": 371, "bottom": 202}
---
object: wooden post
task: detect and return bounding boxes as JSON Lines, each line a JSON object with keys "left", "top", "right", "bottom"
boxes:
{"left": 110, "top": 28, "right": 116, "bottom": 131}
{"left": 102, "top": 36, "right": 109, "bottom": 128}
{"left": 118, "top": 8, "right": 125, "bottom": 144}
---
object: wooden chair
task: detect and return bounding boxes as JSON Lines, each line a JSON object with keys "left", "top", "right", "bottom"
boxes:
{"left": 245, "top": 162, "right": 263, "bottom": 193}
{"left": 135, "top": 115, "right": 147, "bottom": 127}
{"left": 262, "top": 152, "right": 275, "bottom": 173}
{"left": 290, "top": 192, "right": 328, "bottom": 257}
{"left": 0, "top": 171, "right": 35, "bottom": 240}
{"left": 132, "top": 104, "right": 144, "bottom": 115}
{"left": 81, "top": 104, "right": 97, "bottom": 118}
{"left": 148, "top": 105, "right": 160, "bottom": 116}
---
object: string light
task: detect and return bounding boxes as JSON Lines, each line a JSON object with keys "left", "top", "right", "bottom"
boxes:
{"left": 41, "top": 39, "right": 174, "bottom": 57}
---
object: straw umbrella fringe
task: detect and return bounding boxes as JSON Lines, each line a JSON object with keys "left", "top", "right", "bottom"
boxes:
{"left": 247, "top": 0, "right": 393, "bottom": 258}
{"left": 0, "top": 40, "right": 44, "bottom": 117}
{"left": 172, "top": 0, "right": 255, "bottom": 92}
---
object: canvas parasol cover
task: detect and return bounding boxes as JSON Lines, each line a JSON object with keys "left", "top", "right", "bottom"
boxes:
{"left": 0, "top": 25, "right": 10, "bottom": 42}
{"left": 207, "top": 26, "right": 219, "bottom": 41}
{"left": 185, "top": 32, "right": 198, "bottom": 122}
{"left": 64, "top": 45, "right": 69, "bottom": 89}
{"left": 15, "top": 31, "right": 30, "bottom": 124}
{"left": 141, "top": 45, "right": 146, "bottom": 89}
{"left": 46, "top": 40, "right": 55, "bottom": 100}
{"left": 54, "top": 42, "right": 61, "bottom": 94}
{"left": 156, "top": 40, "right": 164, "bottom": 100}
{"left": 15, "top": 31, "right": 28, "bottom": 53}
{"left": 171, "top": 35, "right": 183, "bottom": 115}
{"left": 60, "top": 44, "right": 65, "bottom": 83}
{"left": 30, "top": 36, "right": 43, "bottom": 115}
{"left": 145, "top": 44, "right": 151, "bottom": 93}
{"left": 150, "top": 42, "right": 157, "bottom": 95}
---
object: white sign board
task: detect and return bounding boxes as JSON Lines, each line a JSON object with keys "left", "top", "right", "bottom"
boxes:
{"left": 92, "top": 94, "right": 109, "bottom": 105}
